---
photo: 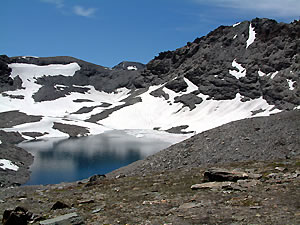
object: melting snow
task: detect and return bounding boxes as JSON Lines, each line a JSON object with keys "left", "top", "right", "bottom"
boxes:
{"left": 0, "top": 159, "right": 19, "bottom": 171}
{"left": 258, "top": 70, "right": 279, "bottom": 80}
{"left": 270, "top": 71, "right": 278, "bottom": 79}
{"left": 21, "top": 56, "right": 39, "bottom": 59}
{"left": 287, "top": 79, "right": 295, "bottom": 90}
{"left": 233, "top": 22, "right": 241, "bottom": 27}
{"left": 100, "top": 85, "right": 281, "bottom": 133}
{"left": 258, "top": 70, "right": 266, "bottom": 77}
{"left": 183, "top": 77, "right": 198, "bottom": 93}
{"left": 127, "top": 66, "right": 137, "bottom": 71}
{"left": 229, "top": 59, "right": 246, "bottom": 79}
{"left": 246, "top": 23, "right": 256, "bottom": 49}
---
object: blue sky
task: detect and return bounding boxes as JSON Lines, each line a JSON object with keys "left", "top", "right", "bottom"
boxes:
{"left": 1, "top": 0, "right": 299, "bottom": 67}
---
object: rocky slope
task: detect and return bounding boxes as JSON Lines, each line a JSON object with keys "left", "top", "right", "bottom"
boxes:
{"left": 0, "top": 117, "right": 299, "bottom": 224}
{"left": 1, "top": 111, "right": 300, "bottom": 224}
{"left": 108, "top": 110, "right": 300, "bottom": 178}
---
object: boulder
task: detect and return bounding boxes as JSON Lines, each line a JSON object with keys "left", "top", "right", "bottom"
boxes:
{"left": 88, "top": 174, "right": 106, "bottom": 182}
{"left": 203, "top": 168, "right": 249, "bottom": 182}
{"left": 51, "top": 201, "right": 70, "bottom": 210}
{"left": 2, "top": 206, "right": 32, "bottom": 225}
{"left": 39, "top": 212, "right": 84, "bottom": 225}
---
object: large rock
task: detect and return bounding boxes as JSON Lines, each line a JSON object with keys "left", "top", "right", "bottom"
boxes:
{"left": 39, "top": 212, "right": 84, "bottom": 225}
{"left": 2, "top": 206, "right": 32, "bottom": 225}
{"left": 203, "top": 168, "right": 249, "bottom": 182}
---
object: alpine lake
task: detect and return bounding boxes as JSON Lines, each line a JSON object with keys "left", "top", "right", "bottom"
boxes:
{"left": 19, "top": 130, "right": 187, "bottom": 185}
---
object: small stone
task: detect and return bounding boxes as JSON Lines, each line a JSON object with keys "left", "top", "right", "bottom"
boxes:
{"left": 179, "top": 203, "right": 200, "bottom": 209}
{"left": 275, "top": 167, "right": 286, "bottom": 172}
{"left": 92, "top": 208, "right": 103, "bottom": 214}
{"left": 267, "top": 173, "right": 278, "bottom": 178}
{"left": 78, "top": 199, "right": 95, "bottom": 205}
{"left": 250, "top": 206, "right": 262, "bottom": 209}
{"left": 51, "top": 201, "right": 70, "bottom": 210}
{"left": 115, "top": 174, "right": 126, "bottom": 179}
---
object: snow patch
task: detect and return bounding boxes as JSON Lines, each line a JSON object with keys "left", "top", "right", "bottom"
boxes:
{"left": 127, "top": 66, "right": 137, "bottom": 71}
{"left": 0, "top": 139, "right": 2, "bottom": 144}
{"left": 0, "top": 159, "right": 19, "bottom": 171}
{"left": 270, "top": 71, "right": 278, "bottom": 79}
{"left": 233, "top": 22, "right": 241, "bottom": 27}
{"left": 21, "top": 56, "right": 39, "bottom": 59}
{"left": 125, "top": 129, "right": 191, "bottom": 144}
{"left": 183, "top": 77, "right": 199, "bottom": 93}
{"left": 229, "top": 59, "right": 246, "bottom": 79}
{"left": 258, "top": 70, "right": 266, "bottom": 77}
{"left": 258, "top": 70, "right": 279, "bottom": 80}
{"left": 246, "top": 23, "right": 256, "bottom": 49}
{"left": 100, "top": 85, "right": 281, "bottom": 134}
{"left": 287, "top": 79, "right": 295, "bottom": 90}
{"left": 233, "top": 34, "right": 237, "bottom": 39}
{"left": 9, "top": 63, "right": 80, "bottom": 80}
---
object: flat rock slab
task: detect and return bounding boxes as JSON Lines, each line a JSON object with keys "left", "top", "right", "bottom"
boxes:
{"left": 204, "top": 168, "right": 250, "bottom": 182}
{"left": 191, "top": 181, "right": 233, "bottom": 190}
{"left": 39, "top": 212, "right": 84, "bottom": 225}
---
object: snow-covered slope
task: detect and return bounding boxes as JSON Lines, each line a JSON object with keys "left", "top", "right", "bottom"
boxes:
{"left": 0, "top": 18, "right": 299, "bottom": 140}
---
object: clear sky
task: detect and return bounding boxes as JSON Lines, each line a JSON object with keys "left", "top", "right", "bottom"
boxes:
{"left": 1, "top": 0, "right": 299, "bottom": 67}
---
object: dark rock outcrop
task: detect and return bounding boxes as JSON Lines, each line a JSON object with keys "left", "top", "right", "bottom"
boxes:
{"left": 52, "top": 122, "right": 90, "bottom": 137}
{"left": 174, "top": 93, "right": 203, "bottom": 110}
{"left": 2, "top": 206, "right": 32, "bottom": 225}
{"left": 51, "top": 201, "right": 70, "bottom": 210}
{"left": 139, "top": 18, "right": 300, "bottom": 109}
{"left": 0, "top": 111, "right": 42, "bottom": 129}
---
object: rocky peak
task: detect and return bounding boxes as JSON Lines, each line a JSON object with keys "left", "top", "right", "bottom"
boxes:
{"left": 139, "top": 18, "right": 299, "bottom": 110}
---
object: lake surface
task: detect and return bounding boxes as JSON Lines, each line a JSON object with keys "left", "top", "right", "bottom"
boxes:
{"left": 19, "top": 130, "right": 187, "bottom": 185}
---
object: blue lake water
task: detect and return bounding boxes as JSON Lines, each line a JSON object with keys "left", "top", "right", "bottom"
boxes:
{"left": 19, "top": 130, "right": 183, "bottom": 185}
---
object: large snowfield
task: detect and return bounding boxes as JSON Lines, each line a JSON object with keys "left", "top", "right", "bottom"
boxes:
{"left": 0, "top": 59, "right": 281, "bottom": 141}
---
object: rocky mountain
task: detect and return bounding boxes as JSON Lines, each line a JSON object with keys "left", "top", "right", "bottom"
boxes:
{"left": 0, "top": 18, "right": 299, "bottom": 141}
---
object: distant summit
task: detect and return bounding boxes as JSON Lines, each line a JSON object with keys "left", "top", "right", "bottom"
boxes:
{"left": 113, "top": 61, "right": 146, "bottom": 71}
